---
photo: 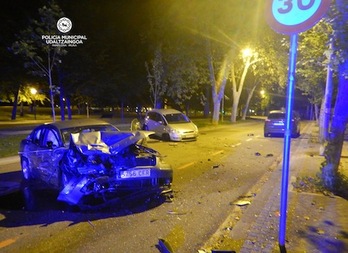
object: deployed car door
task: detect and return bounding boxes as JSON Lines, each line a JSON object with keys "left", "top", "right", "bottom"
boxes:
{"left": 38, "top": 127, "right": 65, "bottom": 187}
{"left": 148, "top": 112, "right": 166, "bottom": 135}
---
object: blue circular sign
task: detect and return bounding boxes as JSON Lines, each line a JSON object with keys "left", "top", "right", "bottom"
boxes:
{"left": 266, "top": 0, "right": 331, "bottom": 34}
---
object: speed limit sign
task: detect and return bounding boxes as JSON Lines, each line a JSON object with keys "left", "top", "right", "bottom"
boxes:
{"left": 266, "top": 0, "right": 331, "bottom": 34}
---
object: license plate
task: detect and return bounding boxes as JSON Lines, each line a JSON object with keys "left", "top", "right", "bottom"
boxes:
{"left": 119, "top": 169, "right": 150, "bottom": 179}
{"left": 274, "top": 122, "right": 284, "bottom": 126}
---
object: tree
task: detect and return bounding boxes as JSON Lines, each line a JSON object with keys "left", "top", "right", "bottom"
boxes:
{"left": 297, "top": 21, "right": 332, "bottom": 124}
{"left": 207, "top": 46, "right": 232, "bottom": 124}
{"left": 10, "top": 0, "right": 67, "bottom": 122}
{"left": 18, "top": 85, "right": 48, "bottom": 114}
{"left": 140, "top": 0, "right": 265, "bottom": 122}
{"left": 145, "top": 45, "right": 167, "bottom": 109}
{"left": 229, "top": 48, "right": 260, "bottom": 122}
{"left": 321, "top": 0, "right": 348, "bottom": 193}
{"left": 240, "top": 37, "right": 287, "bottom": 120}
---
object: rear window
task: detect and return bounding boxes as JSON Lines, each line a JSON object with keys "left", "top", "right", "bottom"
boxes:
{"left": 268, "top": 112, "right": 285, "bottom": 119}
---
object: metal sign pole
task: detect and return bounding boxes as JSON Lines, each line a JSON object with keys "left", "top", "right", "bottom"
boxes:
{"left": 278, "top": 33, "right": 298, "bottom": 253}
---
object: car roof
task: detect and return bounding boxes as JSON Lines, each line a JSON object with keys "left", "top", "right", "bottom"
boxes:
{"left": 42, "top": 119, "right": 114, "bottom": 130}
{"left": 147, "top": 109, "right": 182, "bottom": 115}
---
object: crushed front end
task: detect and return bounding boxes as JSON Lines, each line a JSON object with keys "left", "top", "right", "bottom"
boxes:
{"left": 57, "top": 131, "right": 172, "bottom": 207}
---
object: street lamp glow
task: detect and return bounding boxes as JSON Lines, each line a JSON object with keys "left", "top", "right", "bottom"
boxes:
{"left": 260, "top": 89, "right": 265, "bottom": 96}
{"left": 242, "top": 48, "right": 252, "bottom": 58}
{"left": 30, "top": 87, "right": 37, "bottom": 95}
{"left": 30, "top": 88, "right": 38, "bottom": 120}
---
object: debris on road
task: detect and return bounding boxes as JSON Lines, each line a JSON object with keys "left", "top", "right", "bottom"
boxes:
{"left": 233, "top": 200, "right": 251, "bottom": 206}
{"left": 167, "top": 210, "right": 187, "bottom": 215}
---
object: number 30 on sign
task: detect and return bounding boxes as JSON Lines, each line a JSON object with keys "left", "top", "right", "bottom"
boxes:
{"left": 266, "top": 0, "right": 331, "bottom": 35}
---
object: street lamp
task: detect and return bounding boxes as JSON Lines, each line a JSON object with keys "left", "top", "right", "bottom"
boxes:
{"left": 260, "top": 89, "right": 265, "bottom": 98}
{"left": 242, "top": 48, "right": 252, "bottom": 59}
{"left": 30, "top": 88, "right": 37, "bottom": 120}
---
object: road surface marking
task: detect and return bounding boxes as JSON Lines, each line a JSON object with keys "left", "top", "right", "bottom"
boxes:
{"left": 246, "top": 138, "right": 253, "bottom": 142}
{"left": 0, "top": 238, "right": 17, "bottom": 249}
{"left": 177, "top": 162, "right": 195, "bottom": 170}
{"left": 212, "top": 150, "right": 224, "bottom": 156}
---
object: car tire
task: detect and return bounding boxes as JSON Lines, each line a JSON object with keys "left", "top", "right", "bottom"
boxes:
{"left": 264, "top": 132, "right": 269, "bottom": 137}
{"left": 21, "top": 184, "right": 37, "bottom": 211}
{"left": 162, "top": 133, "right": 171, "bottom": 141}
{"left": 142, "top": 124, "right": 149, "bottom": 131}
{"left": 21, "top": 156, "right": 31, "bottom": 181}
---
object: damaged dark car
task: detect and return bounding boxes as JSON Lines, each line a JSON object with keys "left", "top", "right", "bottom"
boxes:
{"left": 18, "top": 119, "right": 173, "bottom": 209}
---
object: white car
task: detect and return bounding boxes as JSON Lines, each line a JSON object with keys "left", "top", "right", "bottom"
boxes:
{"left": 143, "top": 109, "right": 198, "bottom": 141}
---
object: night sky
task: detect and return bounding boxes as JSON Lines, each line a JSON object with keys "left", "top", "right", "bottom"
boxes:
{"left": 0, "top": 0, "right": 270, "bottom": 108}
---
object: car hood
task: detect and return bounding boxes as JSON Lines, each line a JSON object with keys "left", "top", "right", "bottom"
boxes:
{"left": 167, "top": 122, "right": 198, "bottom": 132}
{"left": 70, "top": 130, "right": 147, "bottom": 155}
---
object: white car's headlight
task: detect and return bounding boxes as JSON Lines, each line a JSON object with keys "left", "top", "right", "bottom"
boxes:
{"left": 168, "top": 128, "right": 180, "bottom": 134}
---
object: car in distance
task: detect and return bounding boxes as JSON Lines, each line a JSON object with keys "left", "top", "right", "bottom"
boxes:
{"left": 264, "top": 110, "right": 301, "bottom": 137}
{"left": 142, "top": 109, "right": 199, "bottom": 141}
{"left": 18, "top": 119, "right": 173, "bottom": 208}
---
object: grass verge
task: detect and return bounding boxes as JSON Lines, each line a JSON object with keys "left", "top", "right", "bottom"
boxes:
{"left": 0, "top": 134, "right": 28, "bottom": 158}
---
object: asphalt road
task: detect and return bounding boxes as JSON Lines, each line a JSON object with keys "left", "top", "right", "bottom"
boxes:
{"left": 0, "top": 120, "right": 306, "bottom": 253}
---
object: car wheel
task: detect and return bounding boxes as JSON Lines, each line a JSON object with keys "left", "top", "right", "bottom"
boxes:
{"left": 162, "top": 133, "right": 171, "bottom": 141}
{"left": 21, "top": 156, "right": 31, "bottom": 181}
{"left": 142, "top": 124, "right": 149, "bottom": 130}
{"left": 264, "top": 132, "right": 269, "bottom": 137}
{"left": 21, "top": 184, "right": 36, "bottom": 211}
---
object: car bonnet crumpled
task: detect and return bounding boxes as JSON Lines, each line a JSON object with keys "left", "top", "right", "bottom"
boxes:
{"left": 57, "top": 130, "right": 150, "bottom": 206}
{"left": 70, "top": 130, "right": 146, "bottom": 155}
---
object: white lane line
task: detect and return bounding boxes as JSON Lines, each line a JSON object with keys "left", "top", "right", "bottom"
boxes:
{"left": 177, "top": 142, "right": 246, "bottom": 170}
{"left": 246, "top": 138, "right": 253, "bottom": 142}
{"left": 212, "top": 150, "right": 224, "bottom": 156}
{"left": 177, "top": 162, "right": 195, "bottom": 170}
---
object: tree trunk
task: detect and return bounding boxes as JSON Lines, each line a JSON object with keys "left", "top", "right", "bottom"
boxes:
{"left": 241, "top": 85, "right": 257, "bottom": 120}
{"left": 66, "top": 96, "right": 72, "bottom": 120}
{"left": 230, "top": 56, "right": 254, "bottom": 123}
{"left": 231, "top": 96, "right": 239, "bottom": 122}
{"left": 20, "top": 101, "right": 24, "bottom": 117}
{"left": 48, "top": 66, "right": 56, "bottom": 122}
{"left": 321, "top": 61, "right": 348, "bottom": 191}
{"left": 319, "top": 39, "right": 334, "bottom": 155}
{"left": 204, "top": 84, "right": 210, "bottom": 118}
{"left": 208, "top": 52, "right": 228, "bottom": 125}
{"left": 11, "top": 89, "right": 19, "bottom": 120}
{"left": 59, "top": 85, "right": 65, "bottom": 121}
{"left": 321, "top": 118, "right": 346, "bottom": 190}
{"left": 212, "top": 94, "right": 221, "bottom": 125}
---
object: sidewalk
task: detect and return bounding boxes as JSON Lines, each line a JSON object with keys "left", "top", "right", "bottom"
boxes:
{"left": 202, "top": 122, "right": 348, "bottom": 252}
